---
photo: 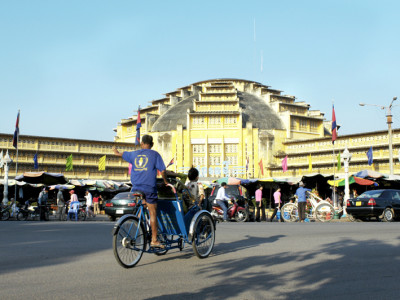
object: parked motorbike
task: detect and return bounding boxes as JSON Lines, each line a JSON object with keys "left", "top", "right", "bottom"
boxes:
{"left": 211, "top": 199, "right": 249, "bottom": 222}
{"left": 17, "top": 206, "right": 41, "bottom": 221}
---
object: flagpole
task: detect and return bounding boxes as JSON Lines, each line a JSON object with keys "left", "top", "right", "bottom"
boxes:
{"left": 332, "top": 144, "right": 337, "bottom": 209}
{"left": 14, "top": 110, "right": 20, "bottom": 215}
{"left": 331, "top": 102, "right": 337, "bottom": 209}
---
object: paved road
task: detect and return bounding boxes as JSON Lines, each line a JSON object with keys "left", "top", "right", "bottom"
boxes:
{"left": 1, "top": 219, "right": 400, "bottom": 299}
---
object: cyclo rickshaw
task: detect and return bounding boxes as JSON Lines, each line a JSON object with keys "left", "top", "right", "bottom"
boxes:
{"left": 112, "top": 183, "right": 216, "bottom": 268}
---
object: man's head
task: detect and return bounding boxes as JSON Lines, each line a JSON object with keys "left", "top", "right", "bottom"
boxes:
{"left": 44, "top": 187, "right": 49, "bottom": 193}
{"left": 141, "top": 135, "right": 154, "bottom": 149}
{"left": 188, "top": 167, "right": 199, "bottom": 181}
{"left": 299, "top": 182, "right": 304, "bottom": 187}
{"left": 221, "top": 182, "right": 227, "bottom": 188}
{"left": 69, "top": 190, "right": 75, "bottom": 195}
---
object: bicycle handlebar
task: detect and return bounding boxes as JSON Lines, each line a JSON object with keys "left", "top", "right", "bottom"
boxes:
{"left": 166, "top": 183, "right": 177, "bottom": 195}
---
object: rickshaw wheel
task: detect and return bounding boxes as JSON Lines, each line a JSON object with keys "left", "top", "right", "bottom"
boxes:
{"left": 154, "top": 234, "right": 169, "bottom": 256}
{"left": 113, "top": 216, "right": 145, "bottom": 268}
{"left": 192, "top": 212, "right": 215, "bottom": 259}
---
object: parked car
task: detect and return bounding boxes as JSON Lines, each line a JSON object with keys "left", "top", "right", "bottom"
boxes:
{"left": 104, "top": 192, "right": 137, "bottom": 221}
{"left": 346, "top": 189, "right": 400, "bottom": 222}
{"left": 104, "top": 177, "right": 180, "bottom": 221}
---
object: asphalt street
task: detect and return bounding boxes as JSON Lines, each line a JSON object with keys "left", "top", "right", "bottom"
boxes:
{"left": 1, "top": 219, "right": 400, "bottom": 300}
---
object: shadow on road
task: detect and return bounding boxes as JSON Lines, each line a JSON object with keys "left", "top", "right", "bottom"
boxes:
{"left": 144, "top": 236, "right": 400, "bottom": 299}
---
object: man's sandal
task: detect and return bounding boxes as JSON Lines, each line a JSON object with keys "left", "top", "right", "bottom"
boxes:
{"left": 150, "top": 242, "right": 165, "bottom": 249}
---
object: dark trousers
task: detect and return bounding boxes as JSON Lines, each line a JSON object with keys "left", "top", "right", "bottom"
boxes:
{"left": 270, "top": 207, "right": 284, "bottom": 222}
{"left": 40, "top": 205, "right": 48, "bottom": 221}
{"left": 298, "top": 202, "right": 306, "bottom": 221}
{"left": 255, "top": 202, "right": 266, "bottom": 221}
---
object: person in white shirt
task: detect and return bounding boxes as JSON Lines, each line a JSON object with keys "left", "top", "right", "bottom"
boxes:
{"left": 85, "top": 190, "right": 95, "bottom": 218}
{"left": 215, "top": 182, "right": 231, "bottom": 221}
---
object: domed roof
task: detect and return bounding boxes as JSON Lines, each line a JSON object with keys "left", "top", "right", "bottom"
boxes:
{"left": 151, "top": 94, "right": 198, "bottom": 132}
{"left": 150, "top": 89, "right": 285, "bottom": 132}
{"left": 239, "top": 91, "right": 285, "bottom": 130}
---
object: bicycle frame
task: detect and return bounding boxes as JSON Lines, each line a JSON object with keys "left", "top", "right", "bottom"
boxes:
{"left": 113, "top": 186, "right": 205, "bottom": 253}
{"left": 282, "top": 192, "right": 335, "bottom": 222}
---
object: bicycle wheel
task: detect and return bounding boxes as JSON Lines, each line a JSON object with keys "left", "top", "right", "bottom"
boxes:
{"left": 315, "top": 203, "right": 335, "bottom": 222}
{"left": 113, "top": 216, "right": 145, "bottom": 268}
{"left": 17, "top": 211, "right": 28, "bottom": 221}
{"left": 281, "top": 203, "right": 298, "bottom": 222}
{"left": 192, "top": 212, "right": 215, "bottom": 259}
{"left": 78, "top": 210, "right": 86, "bottom": 221}
{"left": 1, "top": 211, "right": 10, "bottom": 221}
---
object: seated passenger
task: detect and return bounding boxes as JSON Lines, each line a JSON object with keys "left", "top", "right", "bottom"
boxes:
{"left": 184, "top": 167, "right": 205, "bottom": 212}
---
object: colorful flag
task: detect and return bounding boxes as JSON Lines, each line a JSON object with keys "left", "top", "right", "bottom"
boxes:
{"left": 258, "top": 159, "right": 264, "bottom": 176}
{"left": 332, "top": 105, "right": 337, "bottom": 144}
{"left": 166, "top": 158, "right": 174, "bottom": 168}
{"left": 66, "top": 154, "right": 73, "bottom": 171}
{"left": 367, "top": 147, "right": 373, "bottom": 166}
{"left": 128, "top": 163, "right": 132, "bottom": 175}
{"left": 308, "top": 154, "right": 312, "bottom": 172}
{"left": 13, "top": 111, "right": 20, "bottom": 148}
{"left": 33, "top": 153, "right": 39, "bottom": 169}
{"left": 337, "top": 153, "right": 341, "bottom": 171}
{"left": 135, "top": 106, "right": 142, "bottom": 146}
{"left": 98, "top": 155, "right": 106, "bottom": 171}
{"left": 282, "top": 156, "right": 288, "bottom": 173}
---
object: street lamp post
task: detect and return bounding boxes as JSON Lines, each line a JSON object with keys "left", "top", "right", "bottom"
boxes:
{"left": 342, "top": 147, "right": 352, "bottom": 217}
{"left": 359, "top": 97, "right": 397, "bottom": 175}
{"left": 2, "top": 150, "right": 13, "bottom": 206}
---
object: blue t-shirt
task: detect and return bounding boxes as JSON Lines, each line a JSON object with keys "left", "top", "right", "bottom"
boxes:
{"left": 122, "top": 149, "right": 166, "bottom": 194}
{"left": 295, "top": 187, "right": 311, "bottom": 202}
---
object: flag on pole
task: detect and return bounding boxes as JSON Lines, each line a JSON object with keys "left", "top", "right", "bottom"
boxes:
{"left": 246, "top": 157, "right": 249, "bottom": 172}
{"left": 308, "top": 154, "right": 312, "bottom": 172}
{"left": 66, "top": 154, "right": 73, "bottom": 171}
{"left": 337, "top": 153, "right": 341, "bottom": 171}
{"left": 128, "top": 163, "right": 132, "bottom": 175}
{"left": 332, "top": 105, "right": 337, "bottom": 144}
{"left": 258, "top": 159, "right": 264, "bottom": 176}
{"left": 367, "top": 147, "right": 373, "bottom": 166}
{"left": 166, "top": 158, "right": 174, "bottom": 168}
{"left": 282, "top": 156, "right": 288, "bottom": 173}
{"left": 98, "top": 155, "right": 106, "bottom": 171}
{"left": 33, "top": 153, "right": 39, "bottom": 169}
{"left": 13, "top": 111, "right": 20, "bottom": 148}
{"left": 135, "top": 106, "right": 142, "bottom": 146}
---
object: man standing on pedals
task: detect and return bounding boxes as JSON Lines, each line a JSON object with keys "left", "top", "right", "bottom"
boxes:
{"left": 113, "top": 135, "right": 168, "bottom": 249}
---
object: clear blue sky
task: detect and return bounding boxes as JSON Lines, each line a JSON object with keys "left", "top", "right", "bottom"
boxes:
{"left": 1, "top": 0, "right": 400, "bottom": 141}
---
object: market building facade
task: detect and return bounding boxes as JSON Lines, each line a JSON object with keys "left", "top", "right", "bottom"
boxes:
{"left": 115, "top": 78, "right": 400, "bottom": 178}
{"left": 1, "top": 79, "right": 398, "bottom": 181}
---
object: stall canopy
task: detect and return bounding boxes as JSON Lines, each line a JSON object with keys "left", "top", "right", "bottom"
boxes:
{"left": 328, "top": 176, "right": 378, "bottom": 187}
{"left": 353, "top": 170, "right": 385, "bottom": 179}
{"left": 15, "top": 172, "right": 67, "bottom": 185}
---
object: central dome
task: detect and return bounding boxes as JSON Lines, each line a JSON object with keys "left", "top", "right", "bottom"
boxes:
{"left": 151, "top": 79, "right": 285, "bottom": 132}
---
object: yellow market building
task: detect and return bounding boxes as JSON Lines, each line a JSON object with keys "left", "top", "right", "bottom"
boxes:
{"left": 116, "top": 78, "right": 397, "bottom": 179}
{"left": 1, "top": 79, "right": 399, "bottom": 182}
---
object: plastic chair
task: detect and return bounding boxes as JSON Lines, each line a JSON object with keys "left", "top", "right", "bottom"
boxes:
{"left": 68, "top": 202, "right": 79, "bottom": 221}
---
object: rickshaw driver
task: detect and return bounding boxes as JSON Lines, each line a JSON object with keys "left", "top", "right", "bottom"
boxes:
{"left": 113, "top": 135, "right": 168, "bottom": 249}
